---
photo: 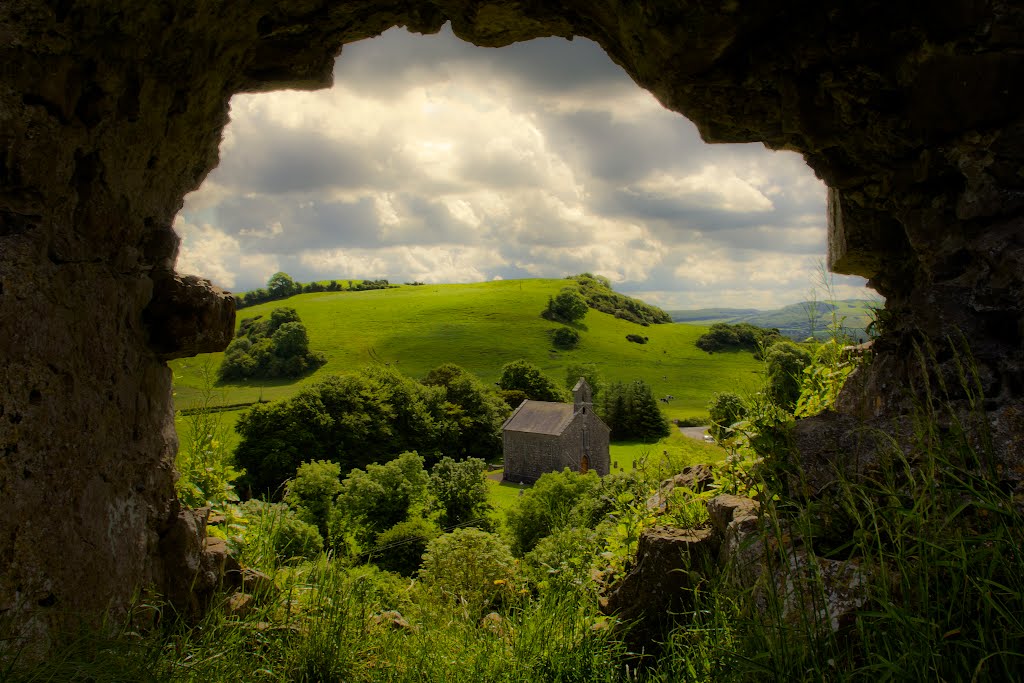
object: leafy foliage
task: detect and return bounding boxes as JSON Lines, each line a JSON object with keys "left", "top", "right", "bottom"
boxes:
{"left": 524, "top": 526, "right": 603, "bottom": 593}
{"left": 794, "top": 338, "right": 856, "bottom": 418}
{"left": 429, "top": 457, "right": 490, "bottom": 528}
{"left": 236, "top": 499, "right": 323, "bottom": 566}
{"left": 564, "top": 363, "right": 603, "bottom": 399}
{"left": 420, "top": 528, "right": 517, "bottom": 612}
{"left": 543, "top": 287, "right": 589, "bottom": 323}
{"left": 420, "top": 363, "right": 509, "bottom": 460}
{"left": 695, "top": 322, "right": 782, "bottom": 353}
{"left": 568, "top": 273, "right": 672, "bottom": 325}
{"left": 598, "top": 379, "right": 671, "bottom": 442}
{"left": 174, "top": 363, "right": 242, "bottom": 512}
{"left": 551, "top": 326, "right": 580, "bottom": 349}
{"left": 498, "top": 359, "right": 570, "bottom": 403}
{"left": 235, "top": 273, "right": 393, "bottom": 309}
{"left": 284, "top": 460, "right": 342, "bottom": 541}
{"left": 707, "top": 391, "right": 748, "bottom": 441}
{"left": 505, "top": 469, "right": 606, "bottom": 556}
{"left": 371, "top": 517, "right": 440, "bottom": 576}
{"left": 235, "top": 365, "right": 506, "bottom": 496}
{"left": 333, "top": 451, "right": 429, "bottom": 545}
{"left": 764, "top": 340, "right": 813, "bottom": 411}
{"left": 218, "top": 306, "right": 326, "bottom": 382}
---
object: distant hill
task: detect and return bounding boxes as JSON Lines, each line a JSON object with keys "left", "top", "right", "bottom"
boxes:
{"left": 669, "top": 299, "right": 881, "bottom": 342}
{"left": 170, "top": 278, "right": 764, "bottom": 422}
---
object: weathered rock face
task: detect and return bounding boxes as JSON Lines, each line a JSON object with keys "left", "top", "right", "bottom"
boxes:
{"left": 1, "top": 0, "right": 1021, "bottom": 648}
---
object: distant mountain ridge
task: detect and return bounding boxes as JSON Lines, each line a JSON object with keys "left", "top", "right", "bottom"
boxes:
{"left": 669, "top": 299, "right": 880, "bottom": 342}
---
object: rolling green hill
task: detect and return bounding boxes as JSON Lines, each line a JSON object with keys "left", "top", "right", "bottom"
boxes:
{"left": 669, "top": 298, "right": 881, "bottom": 342}
{"left": 171, "top": 278, "right": 764, "bottom": 424}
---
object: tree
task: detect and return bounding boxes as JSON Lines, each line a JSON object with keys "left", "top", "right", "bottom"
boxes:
{"left": 218, "top": 307, "right": 324, "bottom": 382}
{"left": 420, "top": 363, "right": 509, "bottom": 461}
{"left": 565, "top": 363, "right": 603, "bottom": 400}
{"left": 271, "top": 321, "right": 311, "bottom": 358}
{"left": 371, "top": 518, "right": 440, "bottom": 576}
{"left": 544, "top": 287, "right": 588, "bottom": 323}
{"left": 267, "top": 271, "right": 300, "bottom": 299}
{"left": 551, "top": 326, "right": 580, "bottom": 349}
{"left": 505, "top": 469, "right": 604, "bottom": 556}
{"left": 429, "top": 457, "right": 490, "bottom": 528}
{"left": 284, "top": 460, "right": 342, "bottom": 541}
{"left": 498, "top": 359, "right": 570, "bottom": 403}
{"left": 598, "top": 379, "right": 670, "bottom": 441}
{"left": 335, "top": 451, "right": 429, "bottom": 544}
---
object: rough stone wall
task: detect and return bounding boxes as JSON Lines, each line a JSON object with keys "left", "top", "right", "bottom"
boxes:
{"left": 559, "top": 412, "right": 611, "bottom": 477}
{"left": 2, "top": 0, "right": 1021, "bottom": 648}
{"left": 502, "top": 431, "right": 559, "bottom": 484}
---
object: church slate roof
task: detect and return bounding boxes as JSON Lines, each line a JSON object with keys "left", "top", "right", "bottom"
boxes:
{"left": 502, "top": 400, "right": 575, "bottom": 436}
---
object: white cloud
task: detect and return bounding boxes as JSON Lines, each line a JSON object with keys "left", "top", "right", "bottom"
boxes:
{"left": 175, "top": 24, "right": 872, "bottom": 309}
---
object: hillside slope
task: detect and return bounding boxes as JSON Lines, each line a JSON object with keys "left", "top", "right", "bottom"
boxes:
{"left": 670, "top": 298, "right": 880, "bottom": 342}
{"left": 171, "top": 278, "right": 763, "bottom": 421}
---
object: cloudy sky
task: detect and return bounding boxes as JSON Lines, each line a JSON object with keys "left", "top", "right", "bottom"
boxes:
{"left": 175, "top": 24, "right": 873, "bottom": 310}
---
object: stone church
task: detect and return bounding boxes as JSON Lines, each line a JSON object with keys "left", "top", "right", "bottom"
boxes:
{"left": 502, "top": 378, "right": 611, "bottom": 483}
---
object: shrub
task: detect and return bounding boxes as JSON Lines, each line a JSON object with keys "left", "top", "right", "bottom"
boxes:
{"left": 764, "top": 340, "right": 813, "bottom": 411}
{"left": 506, "top": 469, "right": 604, "bottom": 556}
{"left": 371, "top": 517, "right": 440, "bottom": 576}
{"left": 551, "top": 327, "right": 580, "bottom": 349}
{"left": 524, "top": 526, "right": 602, "bottom": 592}
{"left": 625, "top": 334, "right": 647, "bottom": 344}
{"left": 543, "top": 287, "right": 589, "bottom": 323}
{"left": 217, "top": 307, "right": 325, "bottom": 382}
{"left": 429, "top": 456, "right": 490, "bottom": 528}
{"left": 237, "top": 500, "right": 323, "bottom": 567}
{"left": 707, "top": 392, "right": 747, "bottom": 441}
{"left": 334, "top": 451, "right": 429, "bottom": 545}
{"left": 419, "top": 528, "right": 517, "bottom": 612}
{"left": 284, "top": 460, "right": 342, "bottom": 541}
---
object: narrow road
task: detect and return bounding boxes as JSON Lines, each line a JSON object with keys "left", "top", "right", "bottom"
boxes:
{"left": 679, "top": 425, "right": 712, "bottom": 442}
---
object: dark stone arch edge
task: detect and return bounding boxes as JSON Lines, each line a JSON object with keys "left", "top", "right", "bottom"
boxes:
{"left": 0, "top": 0, "right": 1021, "bottom": 649}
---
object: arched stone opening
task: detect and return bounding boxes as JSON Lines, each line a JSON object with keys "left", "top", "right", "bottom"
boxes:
{"left": 1, "top": 0, "right": 1021, "bottom": 648}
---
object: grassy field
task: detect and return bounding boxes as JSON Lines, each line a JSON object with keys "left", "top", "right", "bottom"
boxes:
{"left": 171, "top": 278, "right": 763, "bottom": 424}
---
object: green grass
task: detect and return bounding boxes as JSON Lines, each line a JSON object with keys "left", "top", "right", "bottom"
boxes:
{"left": 170, "top": 278, "right": 763, "bottom": 422}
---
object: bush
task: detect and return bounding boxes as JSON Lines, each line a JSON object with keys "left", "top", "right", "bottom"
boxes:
{"left": 419, "top": 528, "right": 517, "bottom": 612}
{"left": 765, "top": 340, "right": 813, "bottom": 411}
{"left": 334, "top": 451, "right": 429, "bottom": 545}
{"left": 568, "top": 273, "right": 671, "bottom": 325}
{"left": 371, "top": 517, "right": 440, "bottom": 576}
{"left": 429, "top": 457, "right": 490, "bottom": 528}
{"left": 506, "top": 469, "right": 604, "bottom": 556}
{"left": 707, "top": 392, "right": 748, "bottom": 441}
{"left": 551, "top": 327, "right": 580, "bottom": 349}
{"left": 543, "top": 287, "right": 589, "bottom": 323}
{"left": 284, "top": 460, "right": 342, "bottom": 541}
{"left": 217, "top": 307, "right": 325, "bottom": 382}
{"left": 696, "top": 322, "right": 781, "bottom": 353}
{"left": 498, "top": 359, "right": 570, "bottom": 403}
{"left": 625, "top": 334, "right": 647, "bottom": 344}
{"left": 524, "top": 526, "right": 602, "bottom": 592}
{"left": 237, "top": 500, "right": 324, "bottom": 567}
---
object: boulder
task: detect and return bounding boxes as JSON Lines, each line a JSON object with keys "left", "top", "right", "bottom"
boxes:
{"left": 601, "top": 526, "right": 719, "bottom": 646}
